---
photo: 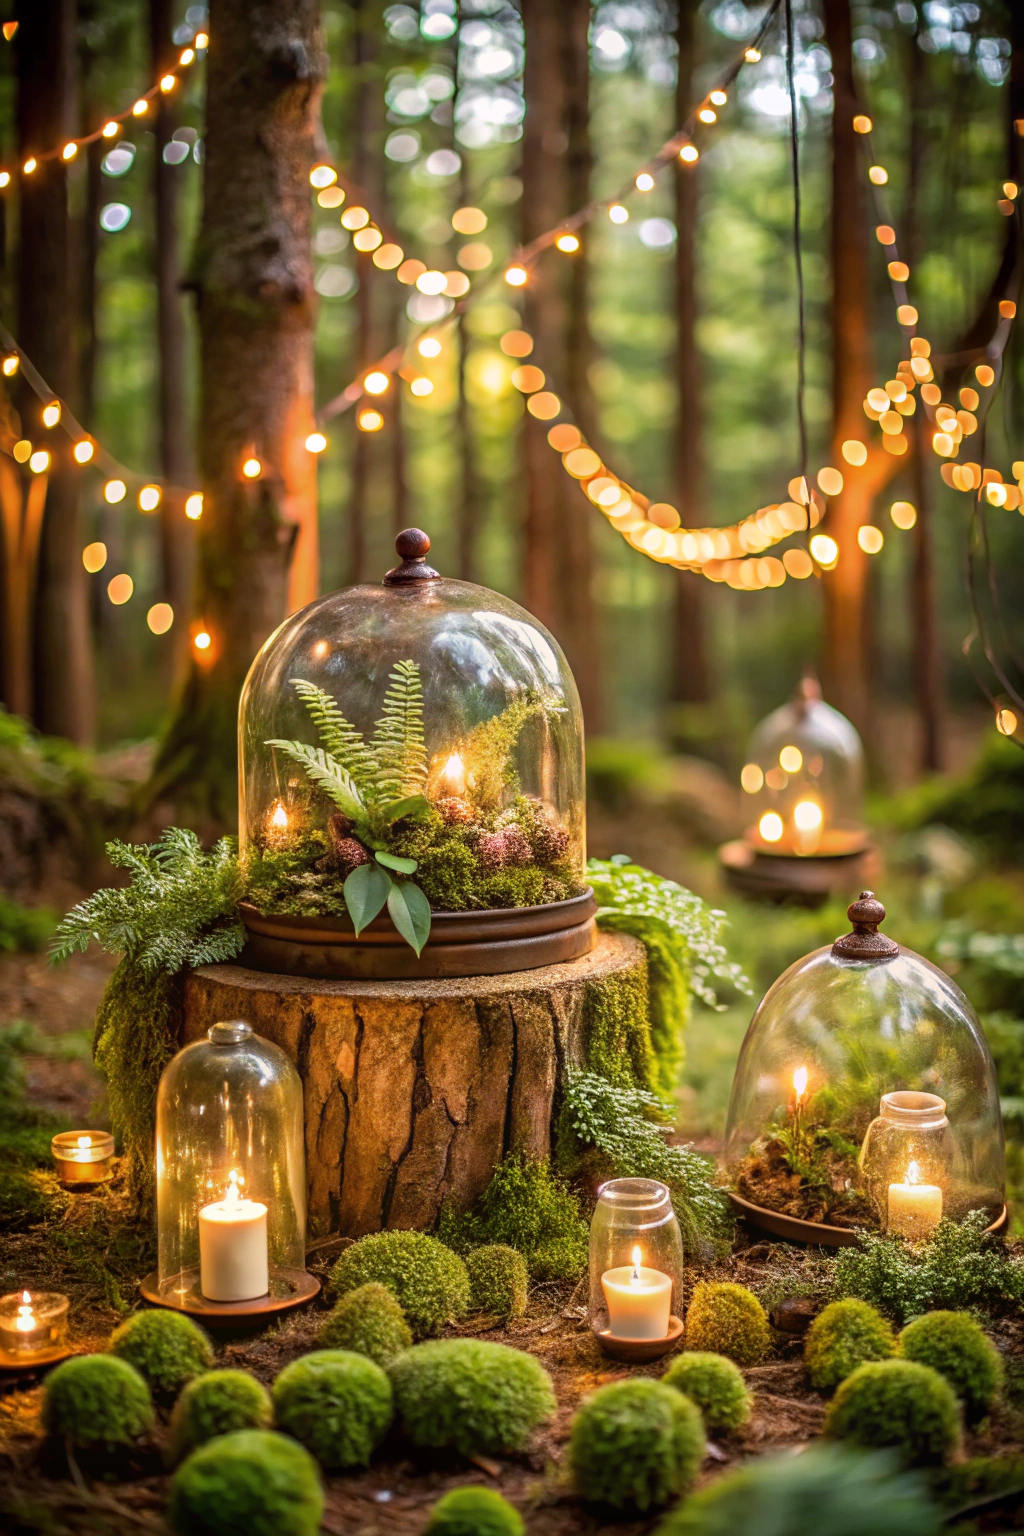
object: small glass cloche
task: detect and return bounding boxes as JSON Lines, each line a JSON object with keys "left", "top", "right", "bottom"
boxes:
{"left": 589, "top": 1178, "right": 685, "bottom": 1361}
{"left": 739, "top": 676, "right": 866, "bottom": 857}
{"left": 151, "top": 1022, "right": 313, "bottom": 1312}
{"left": 237, "top": 529, "right": 593, "bottom": 978}
{"left": 726, "top": 892, "right": 1005, "bottom": 1241}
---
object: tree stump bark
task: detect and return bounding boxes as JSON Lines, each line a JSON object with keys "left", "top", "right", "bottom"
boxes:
{"left": 183, "top": 931, "right": 644, "bottom": 1236}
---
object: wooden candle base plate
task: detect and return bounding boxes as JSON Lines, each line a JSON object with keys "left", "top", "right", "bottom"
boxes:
{"left": 597, "top": 1314, "right": 684, "bottom": 1363}
{"left": 140, "top": 1268, "right": 319, "bottom": 1323}
{"left": 0, "top": 1343, "right": 74, "bottom": 1373}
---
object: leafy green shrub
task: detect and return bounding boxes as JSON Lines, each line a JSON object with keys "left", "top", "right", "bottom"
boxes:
{"left": 330, "top": 1231, "right": 469, "bottom": 1337}
{"left": 824, "top": 1360, "right": 961, "bottom": 1466}
{"left": 388, "top": 1338, "right": 555, "bottom": 1455}
{"left": 465, "top": 1245, "right": 528, "bottom": 1319}
{"left": 166, "top": 1369, "right": 273, "bottom": 1467}
{"left": 899, "top": 1311, "right": 1003, "bottom": 1422}
{"left": 317, "top": 1281, "right": 412, "bottom": 1365}
{"left": 0, "top": 895, "right": 55, "bottom": 953}
{"left": 804, "top": 1300, "right": 896, "bottom": 1393}
{"left": 42, "top": 1354, "right": 153, "bottom": 1449}
{"left": 662, "top": 1351, "right": 751, "bottom": 1433}
{"left": 109, "top": 1308, "right": 214, "bottom": 1397}
{"left": 272, "top": 1350, "right": 392, "bottom": 1471}
{"left": 167, "top": 1429, "right": 323, "bottom": 1536}
{"left": 425, "top": 1487, "right": 525, "bottom": 1536}
{"left": 655, "top": 1444, "right": 942, "bottom": 1536}
{"left": 438, "top": 1154, "right": 588, "bottom": 1280}
{"left": 569, "top": 1378, "right": 705, "bottom": 1513}
{"left": 0, "top": 1020, "right": 68, "bottom": 1232}
{"left": 684, "top": 1282, "right": 770, "bottom": 1365}
{"left": 831, "top": 1213, "right": 1024, "bottom": 1322}
{"left": 890, "top": 731, "right": 1024, "bottom": 862}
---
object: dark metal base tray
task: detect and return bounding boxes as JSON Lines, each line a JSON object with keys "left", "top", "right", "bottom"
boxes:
{"left": 730, "top": 1191, "right": 1009, "bottom": 1248}
{"left": 596, "top": 1315, "right": 684, "bottom": 1363}
{"left": 719, "top": 841, "right": 871, "bottom": 907}
{"left": 139, "top": 1268, "right": 320, "bottom": 1322}
{"left": 239, "top": 889, "right": 597, "bottom": 980}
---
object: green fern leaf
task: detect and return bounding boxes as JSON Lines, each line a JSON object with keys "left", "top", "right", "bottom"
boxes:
{"left": 370, "top": 659, "right": 428, "bottom": 803}
{"left": 290, "top": 678, "right": 376, "bottom": 789}
{"left": 264, "top": 740, "right": 366, "bottom": 821}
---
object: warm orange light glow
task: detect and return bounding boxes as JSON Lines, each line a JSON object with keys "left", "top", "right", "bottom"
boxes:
{"left": 853, "top": 114, "right": 872, "bottom": 134}
{"left": 107, "top": 573, "right": 133, "bottom": 605}
{"left": 996, "top": 708, "right": 1018, "bottom": 736}
{"left": 194, "top": 630, "right": 212, "bottom": 651}
{"left": 340, "top": 205, "right": 370, "bottom": 230}
{"left": 1, "top": 354, "right": 17, "bottom": 376}
{"left": 635, "top": 172, "right": 655, "bottom": 192}
{"left": 82, "top": 542, "right": 107, "bottom": 573}
{"left": 160, "top": 73, "right": 176, "bottom": 92}
{"left": 138, "top": 485, "right": 161, "bottom": 512}
{"left": 740, "top": 763, "right": 763, "bottom": 793}
{"left": 147, "top": 602, "right": 174, "bottom": 634}
{"left": 418, "top": 337, "right": 443, "bottom": 358}
{"left": 793, "top": 1065, "right": 809, "bottom": 1101}
{"left": 452, "top": 206, "right": 487, "bottom": 235}
{"left": 29, "top": 450, "right": 49, "bottom": 474}
{"left": 364, "top": 371, "right": 389, "bottom": 395}
{"left": 759, "top": 812, "right": 784, "bottom": 843}
{"left": 976, "top": 364, "right": 995, "bottom": 387}
{"left": 890, "top": 501, "right": 916, "bottom": 530}
{"left": 678, "top": 143, "right": 699, "bottom": 163}
{"left": 608, "top": 204, "right": 629, "bottom": 224}
{"left": 62, "top": 142, "right": 78, "bottom": 161}
{"left": 102, "top": 120, "right": 119, "bottom": 138}
{"left": 555, "top": 232, "right": 580, "bottom": 252}
{"left": 810, "top": 534, "right": 838, "bottom": 567}
{"left": 817, "top": 466, "right": 843, "bottom": 496}
{"left": 794, "top": 799, "right": 823, "bottom": 831}
{"left": 73, "top": 440, "right": 94, "bottom": 463}
{"left": 500, "top": 330, "right": 533, "bottom": 358}
{"left": 22, "top": 157, "right": 36, "bottom": 175}
{"left": 305, "top": 432, "right": 327, "bottom": 453}
{"left": 242, "top": 457, "right": 261, "bottom": 478}
{"left": 132, "top": 98, "right": 149, "bottom": 116}
{"left": 504, "top": 265, "right": 528, "bottom": 286}
{"left": 779, "top": 745, "right": 803, "bottom": 774}
{"left": 42, "top": 402, "right": 60, "bottom": 428}
{"left": 410, "top": 378, "right": 434, "bottom": 397}
{"left": 185, "top": 493, "right": 203, "bottom": 520}
{"left": 357, "top": 408, "right": 384, "bottom": 432}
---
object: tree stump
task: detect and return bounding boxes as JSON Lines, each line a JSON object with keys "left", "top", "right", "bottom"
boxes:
{"left": 183, "top": 931, "right": 644, "bottom": 1236}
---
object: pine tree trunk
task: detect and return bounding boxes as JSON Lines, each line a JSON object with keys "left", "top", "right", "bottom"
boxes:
{"left": 348, "top": 0, "right": 384, "bottom": 582}
{"left": 16, "top": 0, "right": 95, "bottom": 743}
{"left": 146, "top": 0, "right": 324, "bottom": 827}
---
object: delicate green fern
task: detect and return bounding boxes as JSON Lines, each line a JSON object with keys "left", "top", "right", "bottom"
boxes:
{"left": 263, "top": 740, "right": 367, "bottom": 823}
{"left": 290, "top": 679, "right": 376, "bottom": 790}
{"left": 370, "top": 659, "right": 428, "bottom": 803}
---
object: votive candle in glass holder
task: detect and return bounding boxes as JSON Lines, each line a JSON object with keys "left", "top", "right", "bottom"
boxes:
{"left": 51, "top": 1130, "right": 115, "bottom": 1187}
{"left": 0, "top": 1291, "right": 69, "bottom": 1360}
{"left": 589, "top": 1178, "right": 685, "bottom": 1362}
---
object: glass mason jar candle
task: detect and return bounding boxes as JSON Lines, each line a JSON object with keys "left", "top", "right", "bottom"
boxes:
{"left": 51, "top": 1130, "right": 115, "bottom": 1187}
{"left": 589, "top": 1178, "right": 684, "bottom": 1360}
{"left": 859, "top": 1091, "right": 955, "bottom": 1238}
{"left": 0, "top": 1290, "right": 69, "bottom": 1358}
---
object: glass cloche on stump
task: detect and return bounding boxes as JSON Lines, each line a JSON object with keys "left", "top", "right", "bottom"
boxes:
{"left": 720, "top": 676, "right": 869, "bottom": 903}
{"left": 725, "top": 892, "right": 1006, "bottom": 1245}
{"left": 237, "top": 529, "right": 594, "bottom": 979}
{"left": 144, "top": 1022, "right": 317, "bottom": 1317}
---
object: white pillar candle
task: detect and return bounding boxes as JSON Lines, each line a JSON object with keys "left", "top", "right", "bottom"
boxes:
{"left": 887, "top": 1160, "right": 943, "bottom": 1239}
{"left": 198, "top": 1171, "right": 269, "bottom": 1302}
{"left": 601, "top": 1246, "right": 673, "bottom": 1340}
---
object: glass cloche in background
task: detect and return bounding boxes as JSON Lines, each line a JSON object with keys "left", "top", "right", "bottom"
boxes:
{"left": 740, "top": 676, "right": 867, "bottom": 857}
{"left": 725, "top": 892, "right": 1005, "bottom": 1244}
{"left": 237, "top": 530, "right": 593, "bottom": 979}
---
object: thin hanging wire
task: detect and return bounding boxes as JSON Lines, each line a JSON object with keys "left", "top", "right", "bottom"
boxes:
{"left": 784, "top": 0, "right": 808, "bottom": 485}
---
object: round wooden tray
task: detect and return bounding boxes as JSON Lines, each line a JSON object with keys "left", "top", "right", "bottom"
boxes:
{"left": 729, "top": 1191, "right": 1009, "bottom": 1248}
{"left": 139, "top": 1268, "right": 320, "bottom": 1322}
{"left": 719, "top": 840, "right": 871, "bottom": 906}
{"left": 239, "top": 889, "right": 597, "bottom": 980}
{"left": 596, "top": 1315, "right": 684, "bottom": 1363}
{"left": 0, "top": 1343, "right": 74, "bottom": 1373}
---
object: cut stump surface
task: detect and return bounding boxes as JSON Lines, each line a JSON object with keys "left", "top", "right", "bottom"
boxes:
{"left": 184, "top": 930, "right": 644, "bottom": 1236}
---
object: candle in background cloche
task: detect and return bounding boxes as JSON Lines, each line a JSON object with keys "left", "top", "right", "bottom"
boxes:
{"left": 50, "top": 1130, "right": 115, "bottom": 1188}
{"left": 589, "top": 1178, "right": 684, "bottom": 1362}
{"left": 859, "top": 1091, "right": 952, "bottom": 1238}
{"left": 0, "top": 1290, "right": 69, "bottom": 1365}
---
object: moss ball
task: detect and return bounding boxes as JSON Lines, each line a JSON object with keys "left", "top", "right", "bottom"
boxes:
{"left": 317, "top": 1281, "right": 412, "bottom": 1366}
{"left": 166, "top": 1369, "right": 273, "bottom": 1467}
{"left": 42, "top": 1354, "right": 154, "bottom": 1450}
{"left": 389, "top": 1338, "right": 555, "bottom": 1456}
{"left": 804, "top": 1299, "right": 896, "bottom": 1393}
{"left": 570, "top": 1378, "right": 705, "bottom": 1513}
{"left": 272, "top": 1349, "right": 392, "bottom": 1471}
{"left": 109, "top": 1308, "right": 214, "bottom": 1397}
{"left": 465, "top": 1245, "right": 529, "bottom": 1320}
{"left": 899, "top": 1311, "right": 1004, "bottom": 1423}
{"left": 167, "top": 1429, "right": 323, "bottom": 1536}
{"left": 662, "top": 1352, "right": 752, "bottom": 1434}
{"left": 330, "top": 1230, "right": 470, "bottom": 1338}
{"left": 824, "top": 1359, "right": 961, "bottom": 1466}
{"left": 425, "top": 1487, "right": 525, "bottom": 1536}
{"left": 684, "top": 1282, "right": 770, "bottom": 1367}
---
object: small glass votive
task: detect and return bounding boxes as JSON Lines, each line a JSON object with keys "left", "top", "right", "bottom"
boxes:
{"left": 0, "top": 1291, "right": 69, "bottom": 1359}
{"left": 589, "top": 1178, "right": 685, "bottom": 1362}
{"left": 859, "top": 1091, "right": 953, "bottom": 1236}
{"left": 51, "top": 1130, "right": 115, "bottom": 1187}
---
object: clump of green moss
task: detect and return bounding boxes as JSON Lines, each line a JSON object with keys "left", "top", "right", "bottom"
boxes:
{"left": 569, "top": 1378, "right": 705, "bottom": 1513}
{"left": 824, "top": 1359, "right": 961, "bottom": 1466}
{"left": 272, "top": 1350, "right": 393, "bottom": 1472}
{"left": 465, "top": 1245, "right": 528, "bottom": 1319}
{"left": 388, "top": 1339, "right": 555, "bottom": 1456}
{"left": 899, "top": 1311, "right": 1003, "bottom": 1423}
{"left": 684, "top": 1282, "right": 770, "bottom": 1366}
{"left": 831, "top": 1212, "right": 1024, "bottom": 1323}
{"left": 317, "top": 1280, "right": 412, "bottom": 1365}
{"left": 804, "top": 1299, "right": 896, "bottom": 1393}
{"left": 0, "top": 1020, "right": 68, "bottom": 1232}
{"left": 582, "top": 964, "right": 654, "bottom": 1089}
{"left": 109, "top": 1308, "right": 214, "bottom": 1397}
{"left": 167, "top": 1429, "right": 323, "bottom": 1536}
{"left": 43, "top": 1354, "right": 154, "bottom": 1449}
{"left": 662, "top": 1352, "right": 751, "bottom": 1434}
{"left": 438, "top": 1154, "right": 588, "bottom": 1281}
{"left": 330, "top": 1231, "right": 469, "bottom": 1338}
{"left": 425, "top": 1487, "right": 525, "bottom": 1536}
{"left": 166, "top": 1370, "right": 273, "bottom": 1467}
{"left": 655, "top": 1443, "right": 943, "bottom": 1536}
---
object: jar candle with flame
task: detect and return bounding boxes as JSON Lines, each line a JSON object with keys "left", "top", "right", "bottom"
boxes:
{"left": 50, "top": 1130, "right": 115, "bottom": 1187}
{"left": 589, "top": 1178, "right": 684, "bottom": 1360}
{"left": 0, "top": 1290, "right": 69, "bottom": 1359}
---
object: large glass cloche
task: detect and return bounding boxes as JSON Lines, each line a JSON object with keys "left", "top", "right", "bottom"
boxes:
{"left": 725, "top": 892, "right": 1005, "bottom": 1242}
{"left": 237, "top": 530, "right": 592, "bottom": 978}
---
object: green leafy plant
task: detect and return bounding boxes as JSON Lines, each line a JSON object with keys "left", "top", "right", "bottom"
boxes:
{"left": 899, "top": 1311, "right": 1004, "bottom": 1423}
{"left": 330, "top": 1230, "right": 470, "bottom": 1337}
{"left": 831, "top": 1212, "right": 1024, "bottom": 1322}
{"left": 167, "top": 1429, "right": 324, "bottom": 1536}
{"left": 388, "top": 1338, "right": 555, "bottom": 1456}
{"left": 0, "top": 1020, "right": 68, "bottom": 1232}
{"left": 684, "top": 1282, "right": 770, "bottom": 1366}
{"left": 316, "top": 1281, "right": 412, "bottom": 1365}
{"left": 42, "top": 1354, "right": 154, "bottom": 1450}
{"left": 662, "top": 1352, "right": 752, "bottom": 1434}
{"left": 272, "top": 1350, "right": 393, "bottom": 1472}
{"left": 804, "top": 1300, "right": 896, "bottom": 1393}
{"left": 465, "top": 1244, "right": 529, "bottom": 1319}
{"left": 824, "top": 1359, "right": 961, "bottom": 1466}
{"left": 425, "top": 1487, "right": 525, "bottom": 1536}
{"left": 437, "top": 1154, "right": 588, "bottom": 1280}
{"left": 166, "top": 1370, "right": 273, "bottom": 1467}
{"left": 109, "top": 1308, "right": 214, "bottom": 1398}
{"left": 569, "top": 1378, "right": 705, "bottom": 1513}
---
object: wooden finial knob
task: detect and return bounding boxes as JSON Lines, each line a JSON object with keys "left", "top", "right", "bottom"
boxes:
{"left": 832, "top": 889, "right": 899, "bottom": 961}
{"left": 384, "top": 528, "right": 440, "bottom": 585}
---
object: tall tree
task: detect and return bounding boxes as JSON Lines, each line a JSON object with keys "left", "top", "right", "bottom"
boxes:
{"left": 14, "top": 0, "right": 95, "bottom": 742}
{"left": 670, "top": 0, "right": 711, "bottom": 714}
{"left": 147, "top": 0, "right": 324, "bottom": 826}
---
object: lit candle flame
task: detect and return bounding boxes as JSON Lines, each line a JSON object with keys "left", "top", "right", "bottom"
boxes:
{"left": 630, "top": 1245, "right": 642, "bottom": 1282}
{"left": 224, "top": 1169, "right": 243, "bottom": 1208}
{"left": 793, "top": 799, "right": 823, "bottom": 832}
{"left": 15, "top": 1292, "right": 35, "bottom": 1331}
{"left": 76, "top": 1135, "right": 91, "bottom": 1150}
{"left": 906, "top": 1160, "right": 921, "bottom": 1186}
{"left": 793, "top": 1066, "right": 808, "bottom": 1103}
{"left": 270, "top": 802, "right": 289, "bottom": 830}
{"left": 441, "top": 752, "right": 466, "bottom": 796}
